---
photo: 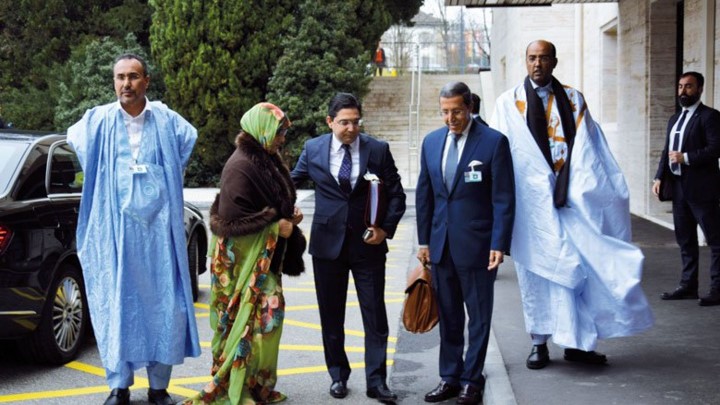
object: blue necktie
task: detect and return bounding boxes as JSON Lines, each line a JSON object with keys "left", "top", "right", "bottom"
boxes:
{"left": 671, "top": 110, "right": 689, "bottom": 174}
{"left": 536, "top": 87, "right": 550, "bottom": 110}
{"left": 444, "top": 133, "right": 460, "bottom": 190}
{"left": 338, "top": 143, "right": 352, "bottom": 194}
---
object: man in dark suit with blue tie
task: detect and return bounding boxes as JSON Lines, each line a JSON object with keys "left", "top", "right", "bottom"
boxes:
{"left": 416, "top": 82, "right": 515, "bottom": 405}
{"left": 291, "top": 93, "right": 406, "bottom": 402}
{"left": 653, "top": 71, "right": 720, "bottom": 306}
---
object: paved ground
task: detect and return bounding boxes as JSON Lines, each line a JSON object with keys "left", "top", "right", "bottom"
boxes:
{"left": 2, "top": 189, "right": 718, "bottom": 404}
{"left": 488, "top": 215, "right": 720, "bottom": 405}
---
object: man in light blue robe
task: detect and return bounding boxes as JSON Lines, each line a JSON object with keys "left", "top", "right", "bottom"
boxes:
{"left": 67, "top": 54, "right": 200, "bottom": 405}
{"left": 491, "top": 40, "right": 653, "bottom": 370}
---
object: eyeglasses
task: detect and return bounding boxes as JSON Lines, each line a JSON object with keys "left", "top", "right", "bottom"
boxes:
{"left": 439, "top": 109, "right": 468, "bottom": 118}
{"left": 526, "top": 55, "right": 553, "bottom": 64}
{"left": 334, "top": 119, "right": 362, "bottom": 127}
{"left": 114, "top": 73, "right": 144, "bottom": 82}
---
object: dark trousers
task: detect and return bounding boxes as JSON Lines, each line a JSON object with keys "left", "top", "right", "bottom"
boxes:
{"left": 432, "top": 242, "right": 496, "bottom": 389}
{"left": 672, "top": 176, "right": 720, "bottom": 291}
{"left": 312, "top": 244, "right": 389, "bottom": 388}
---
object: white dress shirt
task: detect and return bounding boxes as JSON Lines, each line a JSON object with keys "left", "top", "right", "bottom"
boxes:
{"left": 118, "top": 98, "right": 151, "bottom": 161}
{"left": 441, "top": 120, "right": 471, "bottom": 180}
{"left": 669, "top": 99, "right": 700, "bottom": 170}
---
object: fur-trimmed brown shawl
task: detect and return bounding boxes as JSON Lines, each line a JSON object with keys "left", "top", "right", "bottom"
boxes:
{"left": 210, "top": 132, "right": 305, "bottom": 275}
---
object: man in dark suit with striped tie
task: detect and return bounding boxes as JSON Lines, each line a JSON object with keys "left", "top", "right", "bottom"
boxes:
{"left": 653, "top": 71, "right": 720, "bottom": 306}
{"left": 291, "top": 92, "right": 406, "bottom": 402}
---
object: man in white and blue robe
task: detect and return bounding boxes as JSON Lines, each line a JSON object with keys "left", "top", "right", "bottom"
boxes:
{"left": 491, "top": 40, "right": 653, "bottom": 370}
{"left": 68, "top": 54, "right": 200, "bottom": 405}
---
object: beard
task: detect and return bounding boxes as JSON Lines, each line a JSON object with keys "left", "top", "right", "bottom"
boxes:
{"left": 679, "top": 93, "right": 700, "bottom": 107}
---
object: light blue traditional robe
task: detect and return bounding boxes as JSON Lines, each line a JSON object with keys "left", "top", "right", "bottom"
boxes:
{"left": 68, "top": 101, "right": 201, "bottom": 372}
{"left": 491, "top": 83, "right": 654, "bottom": 350}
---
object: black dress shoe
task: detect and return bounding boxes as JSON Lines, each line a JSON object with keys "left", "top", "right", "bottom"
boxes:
{"left": 329, "top": 381, "right": 348, "bottom": 399}
{"left": 564, "top": 348, "right": 608, "bottom": 365}
{"left": 456, "top": 384, "right": 483, "bottom": 405}
{"left": 366, "top": 383, "right": 397, "bottom": 403}
{"left": 661, "top": 286, "right": 699, "bottom": 300}
{"left": 699, "top": 290, "right": 720, "bottom": 306}
{"left": 424, "top": 380, "right": 461, "bottom": 403}
{"left": 526, "top": 343, "right": 550, "bottom": 369}
{"left": 103, "top": 388, "right": 130, "bottom": 405}
{"left": 147, "top": 388, "right": 174, "bottom": 405}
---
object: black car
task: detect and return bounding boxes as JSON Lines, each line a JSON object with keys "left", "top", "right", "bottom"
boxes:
{"left": 0, "top": 130, "right": 207, "bottom": 364}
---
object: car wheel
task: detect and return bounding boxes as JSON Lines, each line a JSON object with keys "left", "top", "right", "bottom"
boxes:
{"left": 188, "top": 231, "right": 200, "bottom": 302}
{"left": 27, "top": 264, "right": 88, "bottom": 364}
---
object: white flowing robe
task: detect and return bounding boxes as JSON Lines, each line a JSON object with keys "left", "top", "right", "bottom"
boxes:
{"left": 491, "top": 83, "right": 654, "bottom": 350}
{"left": 68, "top": 101, "right": 201, "bottom": 371}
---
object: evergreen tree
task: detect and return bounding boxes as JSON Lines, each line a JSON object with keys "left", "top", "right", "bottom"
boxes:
{"left": 0, "top": 0, "right": 154, "bottom": 129}
{"left": 267, "top": 0, "right": 371, "bottom": 166}
{"left": 267, "top": 0, "right": 422, "bottom": 169}
{"left": 149, "top": 0, "right": 298, "bottom": 186}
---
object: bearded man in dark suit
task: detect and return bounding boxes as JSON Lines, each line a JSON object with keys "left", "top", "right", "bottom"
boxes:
{"left": 654, "top": 71, "right": 720, "bottom": 306}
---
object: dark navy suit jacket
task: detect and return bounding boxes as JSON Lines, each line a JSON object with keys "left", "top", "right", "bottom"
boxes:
{"left": 291, "top": 133, "right": 406, "bottom": 260}
{"left": 416, "top": 120, "right": 515, "bottom": 267}
{"left": 655, "top": 103, "right": 720, "bottom": 202}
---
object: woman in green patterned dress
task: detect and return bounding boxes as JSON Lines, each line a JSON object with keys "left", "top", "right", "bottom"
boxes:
{"left": 184, "top": 103, "right": 306, "bottom": 405}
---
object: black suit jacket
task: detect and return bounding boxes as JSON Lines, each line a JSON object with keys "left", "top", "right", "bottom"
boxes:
{"left": 655, "top": 103, "right": 720, "bottom": 202}
{"left": 291, "top": 133, "right": 406, "bottom": 260}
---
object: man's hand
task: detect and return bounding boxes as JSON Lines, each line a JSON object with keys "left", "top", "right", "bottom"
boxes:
{"left": 668, "top": 151, "right": 684, "bottom": 165}
{"left": 363, "top": 226, "right": 387, "bottom": 245}
{"left": 488, "top": 250, "right": 504, "bottom": 271}
{"left": 652, "top": 179, "right": 661, "bottom": 198}
{"left": 278, "top": 219, "right": 293, "bottom": 238}
{"left": 417, "top": 247, "right": 430, "bottom": 265}
{"left": 291, "top": 206, "right": 304, "bottom": 225}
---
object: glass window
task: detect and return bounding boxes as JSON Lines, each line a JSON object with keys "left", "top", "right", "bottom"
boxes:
{"left": 0, "top": 143, "right": 28, "bottom": 195}
{"left": 48, "top": 143, "right": 83, "bottom": 195}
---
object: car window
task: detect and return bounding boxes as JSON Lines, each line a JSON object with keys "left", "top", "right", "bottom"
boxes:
{"left": 48, "top": 143, "right": 83, "bottom": 195}
{"left": 0, "top": 143, "right": 27, "bottom": 195}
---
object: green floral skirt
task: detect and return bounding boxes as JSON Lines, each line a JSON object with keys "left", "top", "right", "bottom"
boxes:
{"left": 184, "top": 225, "right": 286, "bottom": 405}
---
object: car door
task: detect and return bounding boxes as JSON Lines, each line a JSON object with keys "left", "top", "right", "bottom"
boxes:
{"left": 46, "top": 141, "right": 83, "bottom": 250}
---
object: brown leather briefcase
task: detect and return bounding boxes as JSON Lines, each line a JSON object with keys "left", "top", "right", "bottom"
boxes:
{"left": 402, "top": 264, "right": 439, "bottom": 333}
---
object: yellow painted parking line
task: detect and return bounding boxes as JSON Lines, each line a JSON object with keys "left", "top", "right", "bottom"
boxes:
{"left": 166, "top": 385, "right": 202, "bottom": 398}
{"left": 283, "top": 319, "right": 398, "bottom": 343}
{"left": 0, "top": 386, "right": 110, "bottom": 403}
{"left": 285, "top": 304, "right": 321, "bottom": 311}
{"left": 279, "top": 344, "right": 395, "bottom": 353}
{"left": 283, "top": 318, "right": 325, "bottom": 331}
{"left": 285, "top": 298, "right": 403, "bottom": 312}
{"left": 197, "top": 341, "right": 396, "bottom": 353}
{"left": 196, "top": 298, "right": 404, "bottom": 318}
{"left": 283, "top": 287, "right": 317, "bottom": 292}
{"left": 169, "top": 359, "right": 393, "bottom": 386}
{"left": 194, "top": 302, "right": 210, "bottom": 310}
{"left": 0, "top": 358, "right": 390, "bottom": 403}
{"left": 64, "top": 361, "right": 106, "bottom": 377}
{"left": 0, "top": 383, "right": 196, "bottom": 403}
